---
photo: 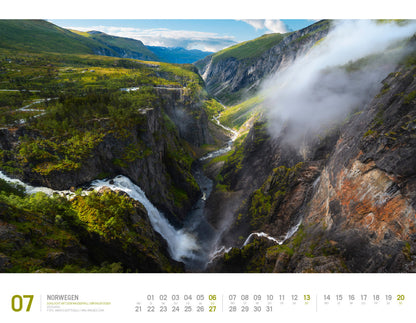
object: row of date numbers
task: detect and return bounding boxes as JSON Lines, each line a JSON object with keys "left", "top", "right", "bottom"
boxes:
{"left": 143, "top": 294, "right": 405, "bottom": 302}
{"left": 136, "top": 305, "right": 217, "bottom": 312}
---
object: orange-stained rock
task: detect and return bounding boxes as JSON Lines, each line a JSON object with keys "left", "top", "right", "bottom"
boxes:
{"left": 307, "top": 158, "right": 416, "bottom": 243}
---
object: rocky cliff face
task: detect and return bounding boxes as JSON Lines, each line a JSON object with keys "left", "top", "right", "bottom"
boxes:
{"left": 207, "top": 46, "right": 416, "bottom": 273}
{"left": 296, "top": 62, "right": 416, "bottom": 273}
{"left": 196, "top": 20, "right": 330, "bottom": 104}
{"left": 155, "top": 87, "right": 214, "bottom": 147}
{"left": 0, "top": 89, "right": 213, "bottom": 225}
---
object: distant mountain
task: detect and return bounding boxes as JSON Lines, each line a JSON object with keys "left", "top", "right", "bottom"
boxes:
{"left": 147, "top": 46, "right": 213, "bottom": 64}
{"left": 74, "top": 30, "right": 159, "bottom": 61}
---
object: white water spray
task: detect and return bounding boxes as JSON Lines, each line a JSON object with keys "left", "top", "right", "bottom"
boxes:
{"left": 243, "top": 232, "right": 280, "bottom": 246}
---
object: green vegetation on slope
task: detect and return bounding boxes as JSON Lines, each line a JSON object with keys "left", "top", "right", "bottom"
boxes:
{"left": 0, "top": 50, "right": 201, "bottom": 125}
{"left": 213, "top": 131, "right": 250, "bottom": 192}
{"left": 217, "top": 224, "right": 346, "bottom": 273}
{"left": 212, "top": 33, "right": 287, "bottom": 64}
{"left": 0, "top": 52, "right": 163, "bottom": 175}
{"left": 0, "top": 178, "right": 180, "bottom": 272}
{"left": 0, "top": 50, "right": 198, "bottom": 97}
{"left": 202, "top": 98, "right": 225, "bottom": 119}
{"left": 89, "top": 31, "right": 153, "bottom": 54}
{"left": 0, "top": 20, "right": 159, "bottom": 61}
{"left": 219, "top": 95, "right": 263, "bottom": 130}
{"left": 80, "top": 31, "right": 159, "bottom": 61}
{"left": 0, "top": 20, "right": 101, "bottom": 54}
{"left": 0, "top": 20, "right": 211, "bottom": 64}
{"left": 246, "top": 163, "right": 303, "bottom": 229}
{"left": 0, "top": 20, "right": 229, "bottom": 273}
{"left": 287, "top": 20, "right": 330, "bottom": 46}
{"left": 0, "top": 49, "right": 204, "bottom": 206}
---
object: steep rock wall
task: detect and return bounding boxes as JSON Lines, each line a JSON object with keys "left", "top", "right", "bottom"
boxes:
{"left": 207, "top": 53, "right": 416, "bottom": 273}
{"left": 196, "top": 21, "right": 330, "bottom": 104}
{"left": 155, "top": 87, "right": 214, "bottom": 147}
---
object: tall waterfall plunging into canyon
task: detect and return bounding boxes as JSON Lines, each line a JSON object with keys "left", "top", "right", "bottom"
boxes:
{"left": 0, "top": 114, "right": 236, "bottom": 270}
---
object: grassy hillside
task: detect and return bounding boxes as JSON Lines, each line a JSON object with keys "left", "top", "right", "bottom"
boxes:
{"left": 0, "top": 20, "right": 211, "bottom": 64}
{"left": 0, "top": 20, "right": 101, "bottom": 54}
{"left": 212, "top": 33, "right": 288, "bottom": 64}
{"left": 211, "top": 20, "right": 330, "bottom": 65}
{"left": 220, "top": 95, "right": 264, "bottom": 130}
{"left": 0, "top": 20, "right": 160, "bottom": 61}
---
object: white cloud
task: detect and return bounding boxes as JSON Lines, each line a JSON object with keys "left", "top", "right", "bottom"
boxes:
{"left": 242, "top": 19, "right": 288, "bottom": 34}
{"left": 262, "top": 20, "right": 416, "bottom": 146}
{"left": 66, "top": 25, "right": 236, "bottom": 52}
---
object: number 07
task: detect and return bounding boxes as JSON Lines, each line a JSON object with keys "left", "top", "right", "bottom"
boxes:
{"left": 11, "top": 295, "right": 34, "bottom": 312}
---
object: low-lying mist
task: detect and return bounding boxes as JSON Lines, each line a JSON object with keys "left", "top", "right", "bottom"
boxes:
{"left": 262, "top": 20, "right": 416, "bottom": 146}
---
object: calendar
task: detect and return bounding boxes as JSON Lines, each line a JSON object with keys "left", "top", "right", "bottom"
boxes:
{"left": 1, "top": 1, "right": 415, "bottom": 323}
{"left": 1, "top": 274, "right": 413, "bottom": 322}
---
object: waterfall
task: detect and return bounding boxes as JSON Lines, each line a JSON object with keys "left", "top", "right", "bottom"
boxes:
{"left": 201, "top": 58, "right": 212, "bottom": 81}
{"left": 242, "top": 232, "right": 281, "bottom": 246}
{"left": 242, "top": 220, "right": 302, "bottom": 247}
{"left": 209, "top": 219, "right": 303, "bottom": 262}
{"left": 208, "top": 246, "right": 232, "bottom": 264}
{"left": 89, "top": 176, "right": 201, "bottom": 262}
{"left": 0, "top": 171, "right": 200, "bottom": 263}
{"left": 0, "top": 171, "right": 302, "bottom": 262}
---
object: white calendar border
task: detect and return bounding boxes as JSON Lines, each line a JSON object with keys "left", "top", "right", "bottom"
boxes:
{"left": 0, "top": 273, "right": 414, "bottom": 323}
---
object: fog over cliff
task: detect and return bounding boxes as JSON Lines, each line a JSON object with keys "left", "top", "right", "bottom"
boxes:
{"left": 262, "top": 20, "right": 416, "bottom": 146}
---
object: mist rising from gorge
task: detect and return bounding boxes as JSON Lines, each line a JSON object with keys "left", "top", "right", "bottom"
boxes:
{"left": 261, "top": 20, "right": 416, "bottom": 147}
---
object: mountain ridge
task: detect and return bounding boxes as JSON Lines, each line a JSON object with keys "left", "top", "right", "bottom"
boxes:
{"left": 196, "top": 20, "right": 330, "bottom": 104}
{"left": 0, "top": 20, "right": 212, "bottom": 64}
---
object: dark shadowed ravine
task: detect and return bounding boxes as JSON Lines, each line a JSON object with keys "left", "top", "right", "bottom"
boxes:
{"left": 179, "top": 114, "right": 238, "bottom": 270}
